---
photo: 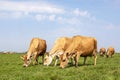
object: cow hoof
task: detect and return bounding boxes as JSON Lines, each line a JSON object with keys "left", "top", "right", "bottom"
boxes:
{"left": 23, "top": 64, "right": 28, "bottom": 67}
{"left": 75, "top": 66, "right": 78, "bottom": 68}
{"left": 23, "top": 65, "right": 27, "bottom": 67}
{"left": 59, "top": 66, "right": 65, "bottom": 69}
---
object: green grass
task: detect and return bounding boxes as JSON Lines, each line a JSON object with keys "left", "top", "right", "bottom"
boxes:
{"left": 0, "top": 53, "right": 120, "bottom": 80}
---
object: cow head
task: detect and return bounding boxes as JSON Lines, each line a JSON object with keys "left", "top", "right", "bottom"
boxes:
{"left": 106, "top": 51, "right": 110, "bottom": 57}
{"left": 21, "top": 55, "right": 31, "bottom": 67}
{"left": 60, "top": 52, "right": 69, "bottom": 68}
{"left": 43, "top": 54, "right": 52, "bottom": 66}
{"left": 100, "top": 48, "right": 106, "bottom": 57}
{"left": 106, "top": 50, "right": 113, "bottom": 58}
{"left": 44, "top": 50, "right": 64, "bottom": 66}
{"left": 100, "top": 52, "right": 104, "bottom": 56}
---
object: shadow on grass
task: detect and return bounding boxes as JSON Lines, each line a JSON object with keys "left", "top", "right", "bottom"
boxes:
{"left": 64, "top": 63, "right": 94, "bottom": 68}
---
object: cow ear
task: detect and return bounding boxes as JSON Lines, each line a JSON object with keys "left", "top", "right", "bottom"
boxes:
{"left": 45, "top": 52, "right": 49, "bottom": 57}
{"left": 20, "top": 56, "right": 24, "bottom": 60}
{"left": 47, "top": 53, "right": 50, "bottom": 56}
{"left": 66, "top": 52, "right": 69, "bottom": 57}
{"left": 61, "top": 48, "right": 65, "bottom": 51}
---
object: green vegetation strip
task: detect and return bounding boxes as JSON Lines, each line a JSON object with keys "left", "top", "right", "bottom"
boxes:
{"left": 0, "top": 53, "right": 120, "bottom": 80}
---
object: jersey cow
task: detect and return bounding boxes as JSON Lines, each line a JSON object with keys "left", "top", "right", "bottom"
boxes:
{"left": 60, "top": 35, "right": 97, "bottom": 68}
{"left": 106, "top": 47, "right": 115, "bottom": 58}
{"left": 44, "top": 37, "right": 71, "bottom": 66}
{"left": 21, "top": 38, "right": 47, "bottom": 67}
{"left": 99, "top": 47, "right": 106, "bottom": 57}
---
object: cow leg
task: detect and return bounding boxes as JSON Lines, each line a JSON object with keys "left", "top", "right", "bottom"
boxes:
{"left": 34, "top": 55, "right": 38, "bottom": 65}
{"left": 71, "top": 57, "right": 73, "bottom": 65}
{"left": 35, "top": 55, "right": 39, "bottom": 64}
{"left": 33, "top": 53, "right": 39, "bottom": 65}
{"left": 54, "top": 59, "right": 58, "bottom": 66}
{"left": 54, "top": 56, "right": 59, "bottom": 66}
{"left": 75, "top": 53, "right": 80, "bottom": 67}
{"left": 42, "top": 55, "right": 44, "bottom": 64}
{"left": 103, "top": 52, "right": 105, "bottom": 57}
{"left": 27, "top": 54, "right": 32, "bottom": 63}
{"left": 83, "top": 57, "right": 87, "bottom": 65}
{"left": 111, "top": 55, "right": 112, "bottom": 58}
{"left": 93, "top": 52, "right": 97, "bottom": 66}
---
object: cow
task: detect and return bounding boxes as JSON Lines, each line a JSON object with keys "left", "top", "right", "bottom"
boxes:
{"left": 99, "top": 47, "right": 106, "bottom": 57}
{"left": 60, "top": 35, "right": 97, "bottom": 68}
{"left": 44, "top": 37, "right": 71, "bottom": 66}
{"left": 106, "top": 47, "right": 115, "bottom": 58}
{"left": 21, "top": 38, "right": 47, "bottom": 67}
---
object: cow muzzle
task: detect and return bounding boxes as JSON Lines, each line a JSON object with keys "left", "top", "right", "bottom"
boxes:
{"left": 60, "top": 65, "right": 65, "bottom": 69}
{"left": 23, "top": 64, "right": 28, "bottom": 67}
{"left": 106, "top": 55, "right": 109, "bottom": 58}
{"left": 43, "top": 57, "right": 52, "bottom": 66}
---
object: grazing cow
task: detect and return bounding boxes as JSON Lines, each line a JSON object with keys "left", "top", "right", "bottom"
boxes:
{"left": 99, "top": 47, "right": 106, "bottom": 57}
{"left": 60, "top": 35, "right": 97, "bottom": 68}
{"left": 44, "top": 37, "right": 71, "bottom": 66}
{"left": 106, "top": 47, "right": 115, "bottom": 58}
{"left": 21, "top": 38, "right": 47, "bottom": 67}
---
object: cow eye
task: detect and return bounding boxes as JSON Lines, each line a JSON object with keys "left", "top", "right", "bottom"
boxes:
{"left": 63, "top": 59, "right": 66, "bottom": 62}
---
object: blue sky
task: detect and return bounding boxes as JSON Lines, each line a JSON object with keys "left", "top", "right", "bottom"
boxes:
{"left": 0, "top": 0, "right": 120, "bottom": 52}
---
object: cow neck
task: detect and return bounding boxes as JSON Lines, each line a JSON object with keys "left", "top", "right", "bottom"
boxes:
{"left": 49, "top": 50, "right": 58, "bottom": 58}
{"left": 49, "top": 53, "right": 57, "bottom": 58}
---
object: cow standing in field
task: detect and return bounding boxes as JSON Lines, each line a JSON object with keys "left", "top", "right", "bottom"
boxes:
{"left": 106, "top": 47, "right": 115, "bottom": 58}
{"left": 60, "top": 35, "right": 97, "bottom": 68}
{"left": 21, "top": 38, "right": 47, "bottom": 67}
{"left": 44, "top": 37, "right": 71, "bottom": 66}
{"left": 99, "top": 47, "right": 106, "bottom": 57}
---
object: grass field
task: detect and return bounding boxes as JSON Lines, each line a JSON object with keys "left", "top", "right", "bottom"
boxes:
{"left": 0, "top": 53, "right": 120, "bottom": 80}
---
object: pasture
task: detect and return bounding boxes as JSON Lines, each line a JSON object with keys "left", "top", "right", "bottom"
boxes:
{"left": 0, "top": 53, "right": 120, "bottom": 80}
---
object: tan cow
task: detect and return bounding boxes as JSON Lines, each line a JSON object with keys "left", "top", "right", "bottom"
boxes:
{"left": 21, "top": 38, "right": 47, "bottom": 67}
{"left": 60, "top": 35, "right": 97, "bottom": 68}
{"left": 99, "top": 47, "right": 106, "bottom": 57}
{"left": 44, "top": 37, "right": 71, "bottom": 66}
{"left": 106, "top": 47, "right": 115, "bottom": 57}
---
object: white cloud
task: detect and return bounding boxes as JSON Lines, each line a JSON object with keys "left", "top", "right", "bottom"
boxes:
{"left": 73, "top": 8, "right": 90, "bottom": 17}
{"left": 0, "top": 12, "right": 24, "bottom": 19}
{"left": 0, "top": 1, "right": 65, "bottom": 14}
{"left": 0, "top": 1, "right": 95, "bottom": 25}
{"left": 11, "top": 12, "right": 23, "bottom": 18}
{"left": 35, "top": 14, "right": 47, "bottom": 21}
{"left": 57, "top": 17, "right": 81, "bottom": 25}
{"left": 35, "top": 14, "right": 81, "bottom": 25}
{"left": 49, "top": 15, "right": 56, "bottom": 21}
{"left": 72, "top": 8, "right": 97, "bottom": 21}
{"left": 35, "top": 14, "right": 56, "bottom": 21}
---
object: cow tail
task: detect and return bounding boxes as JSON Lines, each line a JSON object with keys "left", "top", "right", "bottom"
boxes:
{"left": 94, "top": 38, "right": 97, "bottom": 54}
